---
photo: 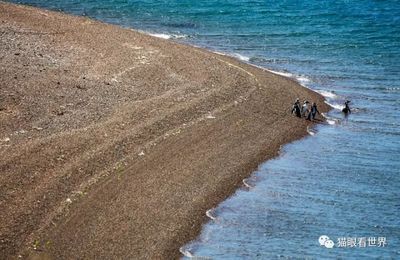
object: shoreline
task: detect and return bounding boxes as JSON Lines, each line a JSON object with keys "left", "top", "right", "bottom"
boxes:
{"left": 0, "top": 2, "right": 330, "bottom": 259}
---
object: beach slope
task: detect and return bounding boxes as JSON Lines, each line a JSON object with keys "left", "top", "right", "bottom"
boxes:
{"left": 0, "top": 2, "right": 328, "bottom": 259}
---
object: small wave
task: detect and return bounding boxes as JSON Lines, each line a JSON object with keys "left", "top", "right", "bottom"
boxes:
{"left": 316, "top": 90, "right": 339, "bottom": 99}
{"left": 297, "top": 75, "right": 311, "bottom": 84}
{"left": 242, "top": 178, "right": 254, "bottom": 189}
{"left": 324, "top": 101, "right": 344, "bottom": 110}
{"left": 385, "top": 87, "right": 400, "bottom": 91}
{"left": 249, "top": 56, "right": 291, "bottom": 64}
{"left": 278, "top": 144, "right": 286, "bottom": 156}
{"left": 266, "top": 69, "right": 293, "bottom": 78}
{"left": 232, "top": 53, "right": 250, "bottom": 62}
{"left": 161, "top": 22, "right": 196, "bottom": 29}
{"left": 206, "top": 209, "right": 217, "bottom": 220}
{"left": 179, "top": 246, "right": 194, "bottom": 258}
{"left": 307, "top": 126, "right": 316, "bottom": 136}
{"left": 148, "top": 32, "right": 187, "bottom": 39}
{"left": 212, "top": 51, "right": 227, "bottom": 56}
{"left": 321, "top": 113, "right": 341, "bottom": 125}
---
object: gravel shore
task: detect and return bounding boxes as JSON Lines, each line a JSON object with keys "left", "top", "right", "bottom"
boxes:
{"left": 0, "top": 2, "right": 329, "bottom": 259}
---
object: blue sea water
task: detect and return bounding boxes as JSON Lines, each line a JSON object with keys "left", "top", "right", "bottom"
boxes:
{"left": 9, "top": 0, "right": 400, "bottom": 258}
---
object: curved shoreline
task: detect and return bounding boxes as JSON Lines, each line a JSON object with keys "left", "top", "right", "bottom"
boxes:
{"left": 0, "top": 2, "right": 330, "bottom": 259}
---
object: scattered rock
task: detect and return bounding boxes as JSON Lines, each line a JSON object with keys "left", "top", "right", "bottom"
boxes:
{"left": 15, "top": 129, "right": 27, "bottom": 135}
{"left": 206, "top": 114, "right": 216, "bottom": 119}
{"left": 66, "top": 198, "right": 72, "bottom": 204}
{"left": 138, "top": 151, "right": 145, "bottom": 156}
{"left": 1, "top": 137, "right": 10, "bottom": 142}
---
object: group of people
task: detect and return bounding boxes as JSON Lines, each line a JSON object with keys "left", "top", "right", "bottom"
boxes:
{"left": 291, "top": 98, "right": 320, "bottom": 120}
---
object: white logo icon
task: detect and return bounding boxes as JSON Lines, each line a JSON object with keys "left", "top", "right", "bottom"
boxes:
{"left": 319, "top": 235, "right": 334, "bottom": 248}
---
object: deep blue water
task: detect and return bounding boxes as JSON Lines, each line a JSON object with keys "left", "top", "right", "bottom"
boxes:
{"left": 9, "top": 0, "right": 400, "bottom": 258}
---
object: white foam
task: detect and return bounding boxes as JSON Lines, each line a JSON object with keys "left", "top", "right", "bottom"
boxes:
{"left": 212, "top": 51, "right": 227, "bottom": 56}
{"left": 232, "top": 53, "right": 250, "bottom": 62}
{"left": 297, "top": 75, "right": 311, "bottom": 83}
{"left": 242, "top": 178, "right": 253, "bottom": 189}
{"left": 179, "top": 246, "right": 194, "bottom": 258}
{"left": 317, "top": 90, "right": 338, "bottom": 99}
{"left": 307, "top": 126, "right": 316, "bottom": 136}
{"left": 327, "top": 120, "right": 336, "bottom": 125}
{"left": 206, "top": 209, "right": 217, "bottom": 220}
{"left": 321, "top": 113, "right": 339, "bottom": 125}
{"left": 266, "top": 69, "right": 293, "bottom": 78}
{"left": 148, "top": 33, "right": 187, "bottom": 39}
{"left": 324, "top": 101, "right": 344, "bottom": 110}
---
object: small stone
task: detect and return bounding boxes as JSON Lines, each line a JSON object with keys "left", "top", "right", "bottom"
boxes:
{"left": 66, "top": 198, "right": 72, "bottom": 204}
{"left": 1, "top": 137, "right": 10, "bottom": 142}
{"left": 138, "top": 151, "right": 145, "bottom": 156}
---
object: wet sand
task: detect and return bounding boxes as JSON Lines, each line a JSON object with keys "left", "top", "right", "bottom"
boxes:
{"left": 0, "top": 2, "right": 329, "bottom": 259}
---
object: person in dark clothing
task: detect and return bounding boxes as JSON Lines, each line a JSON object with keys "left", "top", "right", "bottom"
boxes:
{"left": 342, "top": 100, "right": 351, "bottom": 114}
{"left": 291, "top": 98, "right": 301, "bottom": 118}
{"left": 307, "top": 102, "right": 320, "bottom": 120}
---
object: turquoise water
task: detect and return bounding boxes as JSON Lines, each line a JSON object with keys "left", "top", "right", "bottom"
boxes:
{"left": 10, "top": 0, "right": 400, "bottom": 258}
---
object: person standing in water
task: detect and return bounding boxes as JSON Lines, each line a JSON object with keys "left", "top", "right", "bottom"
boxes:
{"left": 307, "top": 102, "right": 320, "bottom": 120}
{"left": 342, "top": 100, "right": 351, "bottom": 114}
{"left": 291, "top": 98, "right": 301, "bottom": 118}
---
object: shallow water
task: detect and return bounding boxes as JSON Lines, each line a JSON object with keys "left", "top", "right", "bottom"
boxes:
{"left": 9, "top": 0, "right": 400, "bottom": 258}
